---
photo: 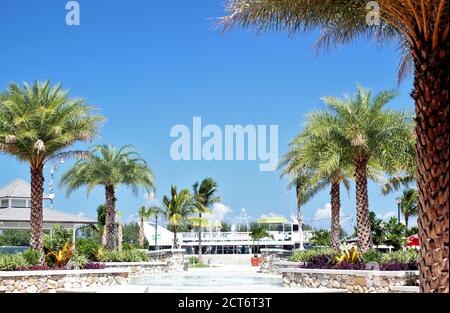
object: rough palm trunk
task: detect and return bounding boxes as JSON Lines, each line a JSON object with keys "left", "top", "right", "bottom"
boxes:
{"left": 30, "top": 165, "right": 45, "bottom": 263}
{"left": 173, "top": 228, "right": 178, "bottom": 248}
{"left": 296, "top": 186, "right": 304, "bottom": 251}
{"left": 117, "top": 219, "right": 123, "bottom": 253}
{"left": 105, "top": 185, "right": 116, "bottom": 250}
{"left": 330, "top": 182, "right": 341, "bottom": 251}
{"left": 198, "top": 213, "right": 202, "bottom": 262}
{"left": 412, "top": 38, "right": 449, "bottom": 293}
{"left": 139, "top": 218, "right": 145, "bottom": 248}
{"left": 101, "top": 225, "right": 107, "bottom": 246}
{"left": 355, "top": 158, "right": 372, "bottom": 253}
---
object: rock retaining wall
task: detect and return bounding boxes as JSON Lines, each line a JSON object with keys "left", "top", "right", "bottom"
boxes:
{"left": 104, "top": 262, "right": 167, "bottom": 276}
{"left": 260, "top": 249, "right": 293, "bottom": 274}
{"left": 148, "top": 249, "right": 186, "bottom": 272}
{"left": 0, "top": 268, "right": 130, "bottom": 293}
{"left": 282, "top": 268, "right": 419, "bottom": 293}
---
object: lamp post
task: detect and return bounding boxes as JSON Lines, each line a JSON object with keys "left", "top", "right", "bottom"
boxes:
{"left": 48, "top": 158, "right": 65, "bottom": 209}
{"left": 154, "top": 214, "right": 158, "bottom": 250}
{"left": 396, "top": 197, "right": 402, "bottom": 225}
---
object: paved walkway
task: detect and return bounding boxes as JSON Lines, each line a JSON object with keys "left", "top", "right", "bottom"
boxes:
{"left": 58, "top": 266, "right": 345, "bottom": 293}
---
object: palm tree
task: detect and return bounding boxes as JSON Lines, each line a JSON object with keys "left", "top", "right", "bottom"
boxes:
{"left": 97, "top": 204, "right": 107, "bottom": 246}
{"left": 138, "top": 206, "right": 151, "bottom": 248}
{"left": 162, "top": 186, "right": 194, "bottom": 248}
{"left": 218, "top": 0, "right": 448, "bottom": 293}
{"left": 59, "top": 144, "right": 155, "bottom": 250}
{"left": 192, "top": 178, "right": 221, "bottom": 262}
{"left": 0, "top": 80, "right": 103, "bottom": 260}
{"left": 116, "top": 210, "right": 123, "bottom": 253}
{"left": 282, "top": 131, "right": 353, "bottom": 251}
{"left": 400, "top": 188, "right": 419, "bottom": 229}
{"left": 314, "top": 87, "right": 413, "bottom": 253}
{"left": 148, "top": 206, "right": 162, "bottom": 249}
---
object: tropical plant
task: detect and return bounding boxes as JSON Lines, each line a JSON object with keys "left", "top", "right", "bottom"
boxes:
{"left": 46, "top": 241, "right": 75, "bottom": 266}
{"left": 218, "top": 0, "right": 449, "bottom": 292}
{"left": 122, "top": 222, "right": 141, "bottom": 247}
{"left": 192, "top": 178, "right": 221, "bottom": 262}
{"left": 0, "top": 253, "right": 29, "bottom": 271}
{"left": 138, "top": 206, "right": 151, "bottom": 248}
{"left": 59, "top": 144, "right": 155, "bottom": 250}
{"left": 399, "top": 188, "right": 419, "bottom": 229}
{"left": 289, "top": 248, "right": 335, "bottom": 262}
{"left": 380, "top": 249, "right": 419, "bottom": 264}
{"left": 98, "top": 249, "right": 149, "bottom": 262}
{"left": 362, "top": 249, "right": 383, "bottom": 264}
{"left": 162, "top": 186, "right": 194, "bottom": 248}
{"left": 0, "top": 230, "right": 31, "bottom": 246}
{"left": 310, "top": 229, "right": 331, "bottom": 247}
{"left": 22, "top": 248, "right": 41, "bottom": 266}
{"left": 44, "top": 224, "right": 72, "bottom": 252}
{"left": 334, "top": 245, "right": 361, "bottom": 265}
{"left": 0, "top": 80, "right": 103, "bottom": 261}
{"left": 249, "top": 224, "right": 271, "bottom": 256}
{"left": 383, "top": 217, "right": 408, "bottom": 250}
{"left": 307, "top": 87, "right": 413, "bottom": 253}
{"left": 75, "top": 238, "right": 100, "bottom": 261}
{"left": 70, "top": 253, "right": 89, "bottom": 269}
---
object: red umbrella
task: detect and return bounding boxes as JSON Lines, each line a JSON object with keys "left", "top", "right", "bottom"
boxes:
{"left": 406, "top": 234, "right": 419, "bottom": 247}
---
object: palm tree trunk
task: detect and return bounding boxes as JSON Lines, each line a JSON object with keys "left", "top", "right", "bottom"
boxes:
{"left": 102, "top": 225, "right": 107, "bottom": 246}
{"left": 412, "top": 39, "right": 449, "bottom": 293}
{"left": 139, "top": 218, "right": 144, "bottom": 248}
{"left": 30, "top": 164, "right": 45, "bottom": 263}
{"left": 355, "top": 158, "right": 372, "bottom": 253}
{"left": 296, "top": 187, "right": 304, "bottom": 251}
{"left": 173, "top": 228, "right": 178, "bottom": 248}
{"left": 104, "top": 185, "right": 116, "bottom": 250}
{"left": 330, "top": 182, "right": 341, "bottom": 251}
{"left": 198, "top": 213, "right": 202, "bottom": 262}
{"left": 118, "top": 219, "right": 123, "bottom": 253}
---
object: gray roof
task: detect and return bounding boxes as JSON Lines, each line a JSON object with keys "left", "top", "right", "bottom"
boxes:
{"left": 0, "top": 178, "right": 50, "bottom": 199}
{"left": 0, "top": 207, "right": 96, "bottom": 224}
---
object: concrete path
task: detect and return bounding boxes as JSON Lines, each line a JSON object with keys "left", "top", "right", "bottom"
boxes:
{"left": 57, "top": 265, "right": 345, "bottom": 293}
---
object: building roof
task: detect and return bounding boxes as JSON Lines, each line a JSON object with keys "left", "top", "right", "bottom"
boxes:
{"left": 0, "top": 207, "right": 96, "bottom": 224}
{"left": 0, "top": 179, "right": 50, "bottom": 199}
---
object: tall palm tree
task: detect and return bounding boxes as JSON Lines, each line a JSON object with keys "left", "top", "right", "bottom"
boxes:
{"left": 162, "top": 186, "right": 194, "bottom": 248}
{"left": 116, "top": 210, "right": 123, "bottom": 253}
{"left": 59, "top": 144, "right": 155, "bottom": 250}
{"left": 138, "top": 206, "right": 151, "bottom": 248}
{"left": 0, "top": 80, "right": 103, "bottom": 260}
{"left": 400, "top": 188, "right": 419, "bottom": 229}
{"left": 218, "top": 0, "right": 448, "bottom": 293}
{"left": 316, "top": 87, "right": 414, "bottom": 253}
{"left": 192, "top": 178, "right": 221, "bottom": 262}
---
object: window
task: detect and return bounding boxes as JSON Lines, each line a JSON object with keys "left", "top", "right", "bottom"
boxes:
{"left": 0, "top": 199, "right": 9, "bottom": 208}
{"left": 11, "top": 199, "right": 27, "bottom": 208}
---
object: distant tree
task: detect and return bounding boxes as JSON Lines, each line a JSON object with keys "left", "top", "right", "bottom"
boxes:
{"left": 122, "top": 222, "right": 140, "bottom": 247}
{"left": 310, "top": 229, "right": 331, "bottom": 247}
{"left": 0, "top": 230, "right": 31, "bottom": 246}
{"left": 383, "top": 217, "right": 408, "bottom": 251}
{"left": 369, "top": 212, "right": 385, "bottom": 246}
{"left": 220, "top": 222, "right": 231, "bottom": 232}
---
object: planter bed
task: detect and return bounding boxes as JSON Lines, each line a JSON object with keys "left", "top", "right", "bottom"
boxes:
{"left": 104, "top": 261, "right": 167, "bottom": 276}
{"left": 282, "top": 268, "right": 419, "bottom": 293}
{"left": 0, "top": 268, "right": 130, "bottom": 293}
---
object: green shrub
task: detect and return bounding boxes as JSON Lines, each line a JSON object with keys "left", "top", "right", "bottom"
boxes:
{"left": 0, "top": 253, "right": 29, "bottom": 271}
{"left": 44, "top": 224, "right": 72, "bottom": 252}
{"left": 70, "top": 253, "right": 89, "bottom": 269}
{"left": 380, "top": 249, "right": 418, "bottom": 264}
{"left": 76, "top": 238, "right": 100, "bottom": 260}
{"left": 22, "top": 248, "right": 41, "bottom": 266}
{"left": 362, "top": 249, "right": 382, "bottom": 264}
{"left": 189, "top": 256, "right": 199, "bottom": 264}
{"left": 98, "top": 249, "right": 149, "bottom": 262}
{"left": 289, "top": 248, "right": 335, "bottom": 262}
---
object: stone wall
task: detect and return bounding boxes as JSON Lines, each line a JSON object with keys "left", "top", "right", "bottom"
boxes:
{"left": 260, "top": 249, "right": 293, "bottom": 274}
{"left": 282, "top": 268, "right": 419, "bottom": 293}
{"left": 0, "top": 268, "right": 130, "bottom": 293}
{"left": 104, "top": 262, "right": 167, "bottom": 276}
{"left": 148, "top": 249, "right": 186, "bottom": 272}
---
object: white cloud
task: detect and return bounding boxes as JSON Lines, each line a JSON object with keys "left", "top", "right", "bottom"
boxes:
{"left": 314, "top": 203, "right": 332, "bottom": 220}
{"left": 382, "top": 211, "right": 397, "bottom": 220}
{"left": 259, "top": 212, "right": 285, "bottom": 219}
{"left": 204, "top": 203, "right": 232, "bottom": 222}
{"left": 77, "top": 212, "right": 85, "bottom": 217}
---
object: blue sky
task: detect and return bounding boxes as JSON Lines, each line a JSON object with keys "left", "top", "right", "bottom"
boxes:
{"left": 0, "top": 1, "right": 415, "bottom": 231}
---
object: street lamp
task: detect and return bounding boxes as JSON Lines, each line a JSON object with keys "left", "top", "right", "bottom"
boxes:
{"left": 396, "top": 196, "right": 402, "bottom": 225}
{"left": 48, "top": 158, "right": 65, "bottom": 209}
